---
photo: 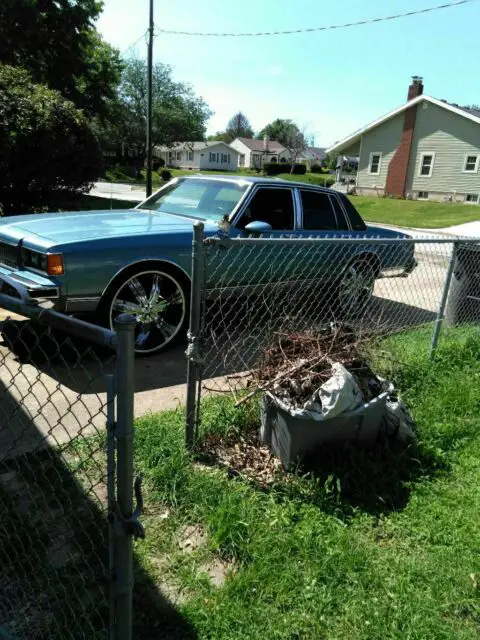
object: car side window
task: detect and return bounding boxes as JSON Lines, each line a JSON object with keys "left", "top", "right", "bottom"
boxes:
{"left": 339, "top": 194, "right": 366, "bottom": 231}
{"left": 301, "top": 190, "right": 337, "bottom": 231}
{"left": 330, "top": 195, "right": 350, "bottom": 231}
{"left": 237, "top": 188, "right": 294, "bottom": 230}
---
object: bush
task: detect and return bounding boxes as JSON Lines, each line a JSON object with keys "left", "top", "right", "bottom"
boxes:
{"left": 310, "top": 164, "right": 324, "bottom": 173}
{"left": 263, "top": 162, "right": 307, "bottom": 176}
{"left": 0, "top": 64, "right": 103, "bottom": 214}
{"left": 292, "top": 163, "right": 307, "bottom": 175}
{"left": 160, "top": 169, "right": 172, "bottom": 182}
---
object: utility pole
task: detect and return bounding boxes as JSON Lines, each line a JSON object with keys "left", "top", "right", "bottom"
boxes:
{"left": 146, "top": 0, "right": 154, "bottom": 197}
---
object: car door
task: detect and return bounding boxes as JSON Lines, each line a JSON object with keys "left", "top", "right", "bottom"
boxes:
{"left": 292, "top": 188, "right": 355, "bottom": 284}
{"left": 229, "top": 185, "right": 299, "bottom": 288}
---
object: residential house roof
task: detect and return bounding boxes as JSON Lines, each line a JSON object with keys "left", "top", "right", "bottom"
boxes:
{"left": 302, "top": 147, "right": 327, "bottom": 161}
{"left": 326, "top": 95, "right": 480, "bottom": 153}
{"left": 235, "top": 137, "right": 286, "bottom": 152}
{"left": 155, "top": 141, "right": 237, "bottom": 152}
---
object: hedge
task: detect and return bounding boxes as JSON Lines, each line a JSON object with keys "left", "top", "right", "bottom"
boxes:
{"left": 263, "top": 162, "right": 307, "bottom": 175}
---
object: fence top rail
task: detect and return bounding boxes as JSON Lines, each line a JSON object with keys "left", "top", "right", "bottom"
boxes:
{"left": 205, "top": 236, "right": 480, "bottom": 246}
{"left": 0, "top": 289, "right": 117, "bottom": 349}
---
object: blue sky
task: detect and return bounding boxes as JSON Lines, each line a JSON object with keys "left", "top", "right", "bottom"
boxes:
{"left": 97, "top": 0, "right": 480, "bottom": 146}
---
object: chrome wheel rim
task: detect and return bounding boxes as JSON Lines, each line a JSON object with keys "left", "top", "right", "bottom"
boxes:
{"left": 109, "top": 271, "right": 186, "bottom": 353}
{"left": 337, "top": 262, "right": 374, "bottom": 314}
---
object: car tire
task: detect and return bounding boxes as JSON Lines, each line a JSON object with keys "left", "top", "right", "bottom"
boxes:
{"left": 98, "top": 266, "right": 189, "bottom": 356}
{"left": 332, "top": 258, "right": 376, "bottom": 319}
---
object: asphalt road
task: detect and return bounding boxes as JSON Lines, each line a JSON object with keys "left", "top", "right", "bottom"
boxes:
{"left": 0, "top": 245, "right": 450, "bottom": 456}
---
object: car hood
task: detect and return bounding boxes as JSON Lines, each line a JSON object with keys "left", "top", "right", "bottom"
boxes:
{"left": 0, "top": 209, "right": 218, "bottom": 248}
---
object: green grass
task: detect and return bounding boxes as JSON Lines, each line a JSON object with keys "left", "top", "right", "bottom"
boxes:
{"left": 129, "top": 327, "right": 480, "bottom": 639}
{"left": 102, "top": 165, "right": 336, "bottom": 189}
{"left": 352, "top": 195, "right": 480, "bottom": 229}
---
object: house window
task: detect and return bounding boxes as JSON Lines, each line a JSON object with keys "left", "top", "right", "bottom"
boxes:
{"left": 419, "top": 153, "right": 435, "bottom": 177}
{"left": 176, "top": 151, "right": 182, "bottom": 160}
{"left": 187, "top": 151, "right": 194, "bottom": 161}
{"left": 280, "top": 157, "right": 287, "bottom": 163}
{"left": 465, "top": 193, "right": 479, "bottom": 203}
{"left": 270, "top": 156, "right": 277, "bottom": 163}
{"left": 239, "top": 154, "right": 245, "bottom": 167}
{"left": 369, "top": 153, "right": 381, "bottom": 175}
{"left": 417, "top": 191, "right": 429, "bottom": 200}
{"left": 209, "top": 152, "right": 217, "bottom": 162}
{"left": 463, "top": 155, "right": 479, "bottom": 173}
{"left": 221, "top": 153, "right": 230, "bottom": 164}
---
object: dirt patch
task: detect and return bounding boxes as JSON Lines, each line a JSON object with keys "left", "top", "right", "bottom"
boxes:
{"left": 199, "top": 557, "right": 234, "bottom": 587}
{"left": 178, "top": 524, "right": 207, "bottom": 554}
{"left": 197, "top": 431, "right": 282, "bottom": 489}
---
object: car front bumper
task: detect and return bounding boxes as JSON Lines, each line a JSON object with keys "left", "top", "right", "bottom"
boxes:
{"left": 0, "top": 265, "right": 61, "bottom": 301}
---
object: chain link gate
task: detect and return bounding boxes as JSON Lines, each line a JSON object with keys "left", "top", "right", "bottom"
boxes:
{"left": 185, "top": 224, "right": 480, "bottom": 443}
{"left": 0, "top": 280, "right": 140, "bottom": 639}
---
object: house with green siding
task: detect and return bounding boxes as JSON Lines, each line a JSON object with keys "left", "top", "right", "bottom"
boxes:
{"left": 327, "top": 78, "right": 480, "bottom": 204}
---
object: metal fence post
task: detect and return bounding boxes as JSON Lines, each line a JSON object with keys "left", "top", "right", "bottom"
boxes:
{"left": 106, "top": 374, "right": 117, "bottom": 640}
{"left": 430, "top": 242, "right": 457, "bottom": 359}
{"left": 114, "top": 314, "right": 136, "bottom": 640}
{"left": 185, "top": 222, "right": 205, "bottom": 449}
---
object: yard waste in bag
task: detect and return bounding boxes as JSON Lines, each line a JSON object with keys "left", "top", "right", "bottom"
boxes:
{"left": 255, "top": 325, "right": 415, "bottom": 468}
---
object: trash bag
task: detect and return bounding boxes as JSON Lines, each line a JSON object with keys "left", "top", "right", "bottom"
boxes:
{"left": 304, "top": 362, "right": 363, "bottom": 419}
{"left": 383, "top": 395, "right": 416, "bottom": 443}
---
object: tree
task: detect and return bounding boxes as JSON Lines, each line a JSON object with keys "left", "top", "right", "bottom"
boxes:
{"left": 0, "top": 65, "right": 103, "bottom": 214}
{"left": 207, "top": 131, "right": 229, "bottom": 142}
{"left": 324, "top": 152, "right": 339, "bottom": 171}
{"left": 282, "top": 124, "right": 307, "bottom": 172}
{"left": 100, "top": 58, "right": 211, "bottom": 163}
{"left": 256, "top": 119, "right": 300, "bottom": 146}
{"left": 0, "top": 0, "right": 123, "bottom": 118}
{"left": 225, "top": 112, "right": 254, "bottom": 142}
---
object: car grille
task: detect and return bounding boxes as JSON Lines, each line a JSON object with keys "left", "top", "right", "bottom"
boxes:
{"left": 0, "top": 242, "right": 18, "bottom": 269}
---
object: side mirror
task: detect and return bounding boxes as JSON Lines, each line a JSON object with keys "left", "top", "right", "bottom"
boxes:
{"left": 244, "top": 220, "right": 272, "bottom": 235}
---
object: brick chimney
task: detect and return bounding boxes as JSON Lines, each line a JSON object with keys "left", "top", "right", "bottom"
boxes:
{"left": 384, "top": 77, "right": 424, "bottom": 198}
{"left": 263, "top": 135, "right": 269, "bottom": 152}
{"left": 407, "top": 76, "right": 424, "bottom": 101}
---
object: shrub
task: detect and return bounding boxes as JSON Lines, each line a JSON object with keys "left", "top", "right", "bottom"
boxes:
{"left": 160, "top": 169, "right": 172, "bottom": 182}
{"left": 292, "top": 163, "right": 307, "bottom": 175}
{"left": 263, "top": 162, "right": 307, "bottom": 176}
{"left": 0, "top": 64, "right": 102, "bottom": 214}
{"left": 310, "top": 164, "right": 323, "bottom": 173}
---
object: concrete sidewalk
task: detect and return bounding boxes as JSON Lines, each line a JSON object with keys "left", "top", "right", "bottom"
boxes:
{"left": 90, "top": 181, "right": 145, "bottom": 203}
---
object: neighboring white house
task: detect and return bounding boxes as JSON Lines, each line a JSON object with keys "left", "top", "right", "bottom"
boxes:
{"left": 230, "top": 137, "right": 291, "bottom": 168}
{"left": 230, "top": 137, "right": 327, "bottom": 170}
{"left": 327, "top": 77, "right": 480, "bottom": 202}
{"left": 299, "top": 146, "right": 327, "bottom": 170}
{"left": 154, "top": 141, "right": 240, "bottom": 171}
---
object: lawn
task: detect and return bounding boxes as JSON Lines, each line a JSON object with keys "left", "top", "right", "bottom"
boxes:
{"left": 103, "top": 166, "right": 336, "bottom": 189}
{"left": 352, "top": 196, "right": 480, "bottom": 229}
{"left": 126, "top": 327, "right": 480, "bottom": 638}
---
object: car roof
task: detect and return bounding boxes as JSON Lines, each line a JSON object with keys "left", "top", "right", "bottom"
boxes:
{"left": 176, "top": 174, "right": 334, "bottom": 193}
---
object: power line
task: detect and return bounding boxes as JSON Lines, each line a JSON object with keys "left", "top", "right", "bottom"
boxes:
{"left": 121, "top": 30, "right": 148, "bottom": 54}
{"left": 155, "top": 0, "right": 474, "bottom": 37}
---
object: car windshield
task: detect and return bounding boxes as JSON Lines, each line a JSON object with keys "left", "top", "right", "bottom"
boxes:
{"left": 137, "top": 178, "right": 249, "bottom": 221}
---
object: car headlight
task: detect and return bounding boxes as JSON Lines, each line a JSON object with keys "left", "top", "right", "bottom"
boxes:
{"left": 22, "top": 249, "right": 64, "bottom": 276}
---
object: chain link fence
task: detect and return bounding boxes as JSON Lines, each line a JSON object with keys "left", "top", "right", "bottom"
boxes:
{"left": 185, "top": 225, "right": 480, "bottom": 441}
{"left": 0, "top": 284, "right": 139, "bottom": 639}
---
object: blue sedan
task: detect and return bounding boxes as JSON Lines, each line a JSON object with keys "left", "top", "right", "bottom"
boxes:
{"left": 0, "top": 176, "right": 415, "bottom": 355}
